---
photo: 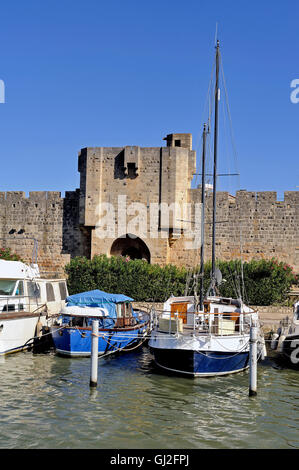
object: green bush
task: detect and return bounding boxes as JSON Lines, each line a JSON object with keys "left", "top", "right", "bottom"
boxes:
{"left": 65, "top": 255, "right": 187, "bottom": 301}
{"left": 65, "top": 255, "right": 297, "bottom": 306}
{"left": 209, "top": 259, "right": 297, "bottom": 305}
{"left": 0, "top": 247, "right": 23, "bottom": 261}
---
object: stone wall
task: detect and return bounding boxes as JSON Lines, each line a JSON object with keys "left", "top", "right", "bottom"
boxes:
{"left": 0, "top": 190, "right": 88, "bottom": 277}
{"left": 185, "top": 189, "right": 299, "bottom": 272}
{"left": 0, "top": 133, "right": 298, "bottom": 277}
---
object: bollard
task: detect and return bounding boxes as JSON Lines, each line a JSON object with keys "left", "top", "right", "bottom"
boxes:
{"left": 249, "top": 320, "right": 258, "bottom": 397}
{"left": 90, "top": 319, "right": 99, "bottom": 388}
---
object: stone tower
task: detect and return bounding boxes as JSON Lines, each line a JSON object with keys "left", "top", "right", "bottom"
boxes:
{"left": 77, "top": 133, "right": 201, "bottom": 267}
{"left": 0, "top": 132, "right": 298, "bottom": 276}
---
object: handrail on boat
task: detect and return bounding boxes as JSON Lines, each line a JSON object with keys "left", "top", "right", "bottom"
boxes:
{"left": 157, "top": 309, "right": 256, "bottom": 336}
{"left": 56, "top": 309, "right": 150, "bottom": 329}
{"left": 0, "top": 295, "right": 48, "bottom": 314}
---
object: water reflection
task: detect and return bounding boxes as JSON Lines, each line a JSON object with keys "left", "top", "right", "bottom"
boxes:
{"left": 0, "top": 347, "right": 298, "bottom": 449}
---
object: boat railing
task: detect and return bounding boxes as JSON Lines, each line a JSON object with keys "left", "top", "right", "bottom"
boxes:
{"left": 157, "top": 310, "right": 256, "bottom": 336}
{"left": 60, "top": 311, "right": 149, "bottom": 328}
{"left": 0, "top": 295, "right": 47, "bottom": 315}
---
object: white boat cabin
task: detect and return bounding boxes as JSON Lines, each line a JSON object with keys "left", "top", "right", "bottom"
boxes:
{"left": 0, "top": 260, "right": 68, "bottom": 316}
{"left": 160, "top": 295, "right": 257, "bottom": 336}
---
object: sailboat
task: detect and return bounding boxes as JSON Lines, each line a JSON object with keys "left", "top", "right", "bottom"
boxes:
{"left": 148, "top": 40, "right": 266, "bottom": 377}
{"left": 270, "top": 300, "right": 299, "bottom": 368}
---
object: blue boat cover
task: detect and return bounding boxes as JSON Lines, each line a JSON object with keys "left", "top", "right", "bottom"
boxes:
{"left": 65, "top": 290, "right": 134, "bottom": 325}
{"left": 66, "top": 290, "right": 133, "bottom": 306}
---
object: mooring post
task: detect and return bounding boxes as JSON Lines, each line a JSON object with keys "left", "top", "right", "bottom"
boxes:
{"left": 249, "top": 320, "right": 258, "bottom": 397}
{"left": 90, "top": 319, "right": 99, "bottom": 388}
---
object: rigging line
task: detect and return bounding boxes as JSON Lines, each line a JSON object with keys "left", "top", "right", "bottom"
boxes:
{"left": 227, "top": 264, "right": 238, "bottom": 296}
{"left": 220, "top": 51, "right": 246, "bottom": 302}
{"left": 221, "top": 72, "right": 232, "bottom": 196}
{"left": 194, "top": 58, "right": 216, "bottom": 157}
{"left": 224, "top": 261, "right": 240, "bottom": 300}
{"left": 206, "top": 133, "right": 214, "bottom": 186}
{"left": 184, "top": 269, "right": 193, "bottom": 296}
{"left": 235, "top": 268, "right": 243, "bottom": 300}
{"left": 220, "top": 53, "right": 240, "bottom": 180}
{"left": 187, "top": 126, "right": 207, "bottom": 296}
{"left": 193, "top": 131, "right": 204, "bottom": 192}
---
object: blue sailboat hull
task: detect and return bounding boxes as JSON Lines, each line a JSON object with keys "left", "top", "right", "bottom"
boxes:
{"left": 150, "top": 347, "right": 249, "bottom": 377}
{"left": 52, "top": 322, "right": 149, "bottom": 357}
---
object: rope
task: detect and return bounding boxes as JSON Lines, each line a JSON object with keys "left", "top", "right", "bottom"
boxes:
{"left": 193, "top": 343, "right": 250, "bottom": 360}
{"left": 99, "top": 335, "right": 148, "bottom": 355}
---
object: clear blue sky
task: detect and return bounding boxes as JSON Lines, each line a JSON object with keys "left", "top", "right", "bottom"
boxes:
{"left": 0, "top": 0, "right": 298, "bottom": 199}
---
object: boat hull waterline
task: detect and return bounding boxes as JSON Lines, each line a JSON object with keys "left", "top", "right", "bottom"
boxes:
{"left": 0, "top": 312, "right": 47, "bottom": 355}
{"left": 282, "top": 334, "right": 299, "bottom": 368}
{"left": 149, "top": 330, "right": 251, "bottom": 377}
{"left": 51, "top": 321, "right": 150, "bottom": 357}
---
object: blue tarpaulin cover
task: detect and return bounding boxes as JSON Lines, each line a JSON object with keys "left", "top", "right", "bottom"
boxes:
{"left": 65, "top": 290, "right": 135, "bottom": 327}
{"left": 66, "top": 289, "right": 134, "bottom": 307}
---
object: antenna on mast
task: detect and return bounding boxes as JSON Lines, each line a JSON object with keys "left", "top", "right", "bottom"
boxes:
{"left": 214, "top": 22, "right": 218, "bottom": 46}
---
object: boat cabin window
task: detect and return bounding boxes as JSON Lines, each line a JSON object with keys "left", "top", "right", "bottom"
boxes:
{"left": 204, "top": 302, "right": 210, "bottom": 313}
{"left": 69, "top": 316, "right": 88, "bottom": 327}
{"left": 59, "top": 282, "right": 67, "bottom": 300}
{"left": 27, "top": 281, "right": 40, "bottom": 298}
{"left": 46, "top": 283, "right": 55, "bottom": 302}
{"left": 116, "top": 304, "right": 122, "bottom": 318}
{"left": 15, "top": 281, "right": 24, "bottom": 296}
{"left": 125, "top": 303, "right": 131, "bottom": 318}
{"left": 116, "top": 303, "right": 132, "bottom": 318}
{"left": 0, "top": 280, "right": 17, "bottom": 296}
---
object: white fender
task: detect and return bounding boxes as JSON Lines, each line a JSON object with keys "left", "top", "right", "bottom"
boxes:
{"left": 270, "top": 333, "right": 279, "bottom": 350}
{"left": 277, "top": 335, "right": 286, "bottom": 353}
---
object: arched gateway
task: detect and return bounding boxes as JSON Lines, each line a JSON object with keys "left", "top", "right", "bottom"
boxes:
{"left": 110, "top": 234, "right": 151, "bottom": 263}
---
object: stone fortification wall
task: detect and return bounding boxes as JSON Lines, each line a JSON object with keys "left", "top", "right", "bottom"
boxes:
{"left": 0, "top": 188, "right": 297, "bottom": 277}
{"left": 0, "top": 190, "right": 87, "bottom": 277}
{"left": 201, "top": 190, "right": 299, "bottom": 272}
{"left": 157, "top": 190, "right": 298, "bottom": 272}
{"left": 0, "top": 133, "right": 297, "bottom": 276}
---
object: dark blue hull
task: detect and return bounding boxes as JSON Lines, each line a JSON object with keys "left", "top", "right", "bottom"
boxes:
{"left": 150, "top": 347, "right": 249, "bottom": 377}
{"left": 282, "top": 334, "right": 299, "bottom": 368}
{"left": 52, "top": 322, "right": 149, "bottom": 357}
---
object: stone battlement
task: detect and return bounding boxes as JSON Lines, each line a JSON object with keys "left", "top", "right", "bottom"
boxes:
{"left": 0, "top": 134, "right": 298, "bottom": 275}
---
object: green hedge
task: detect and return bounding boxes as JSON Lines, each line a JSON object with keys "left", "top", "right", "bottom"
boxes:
{"left": 65, "top": 255, "right": 297, "bottom": 306}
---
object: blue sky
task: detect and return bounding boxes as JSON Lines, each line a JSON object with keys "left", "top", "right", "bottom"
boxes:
{"left": 0, "top": 0, "right": 298, "bottom": 199}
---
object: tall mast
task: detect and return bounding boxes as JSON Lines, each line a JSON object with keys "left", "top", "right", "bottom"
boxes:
{"left": 199, "top": 123, "right": 207, "bottom": 310}
{"left": 211, "top": 39, "right": 220, "bottom": 295}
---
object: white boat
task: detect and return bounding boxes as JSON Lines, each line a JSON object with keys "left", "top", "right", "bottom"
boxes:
{"left": 149, "top": 39, "right": 266, "bottom": 377}
{"left": 270, "top": 301, "right": 299, "bottom": 368}
{"left": 149, "top": 295, "right": 265, "bottom": 377}
{"left": 0, "top": 259, "right": 68, "bottom": 355}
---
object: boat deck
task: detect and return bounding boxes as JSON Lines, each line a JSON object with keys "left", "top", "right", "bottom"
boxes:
{"left": 0, "top": 311, "right": 47, "bottom": 321}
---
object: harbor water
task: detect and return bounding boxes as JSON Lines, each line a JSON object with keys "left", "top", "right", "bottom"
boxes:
{"left": 0, "top": 346, "right": 298, "bottom": 449}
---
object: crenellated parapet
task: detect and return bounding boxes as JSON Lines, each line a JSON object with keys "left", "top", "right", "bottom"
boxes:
{"left": 0, "top": 136, "right": 298, "bottom": 276}
{"left": 185, "top": 189, "right": 299, "bottom": 272}
{"left": 0, "top": 190, "right": 82, "bottom": 277}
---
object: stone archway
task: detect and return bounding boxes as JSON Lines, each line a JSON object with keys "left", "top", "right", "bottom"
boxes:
{"left": 110, "top": 234, "right": 151, "bottom": 262}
